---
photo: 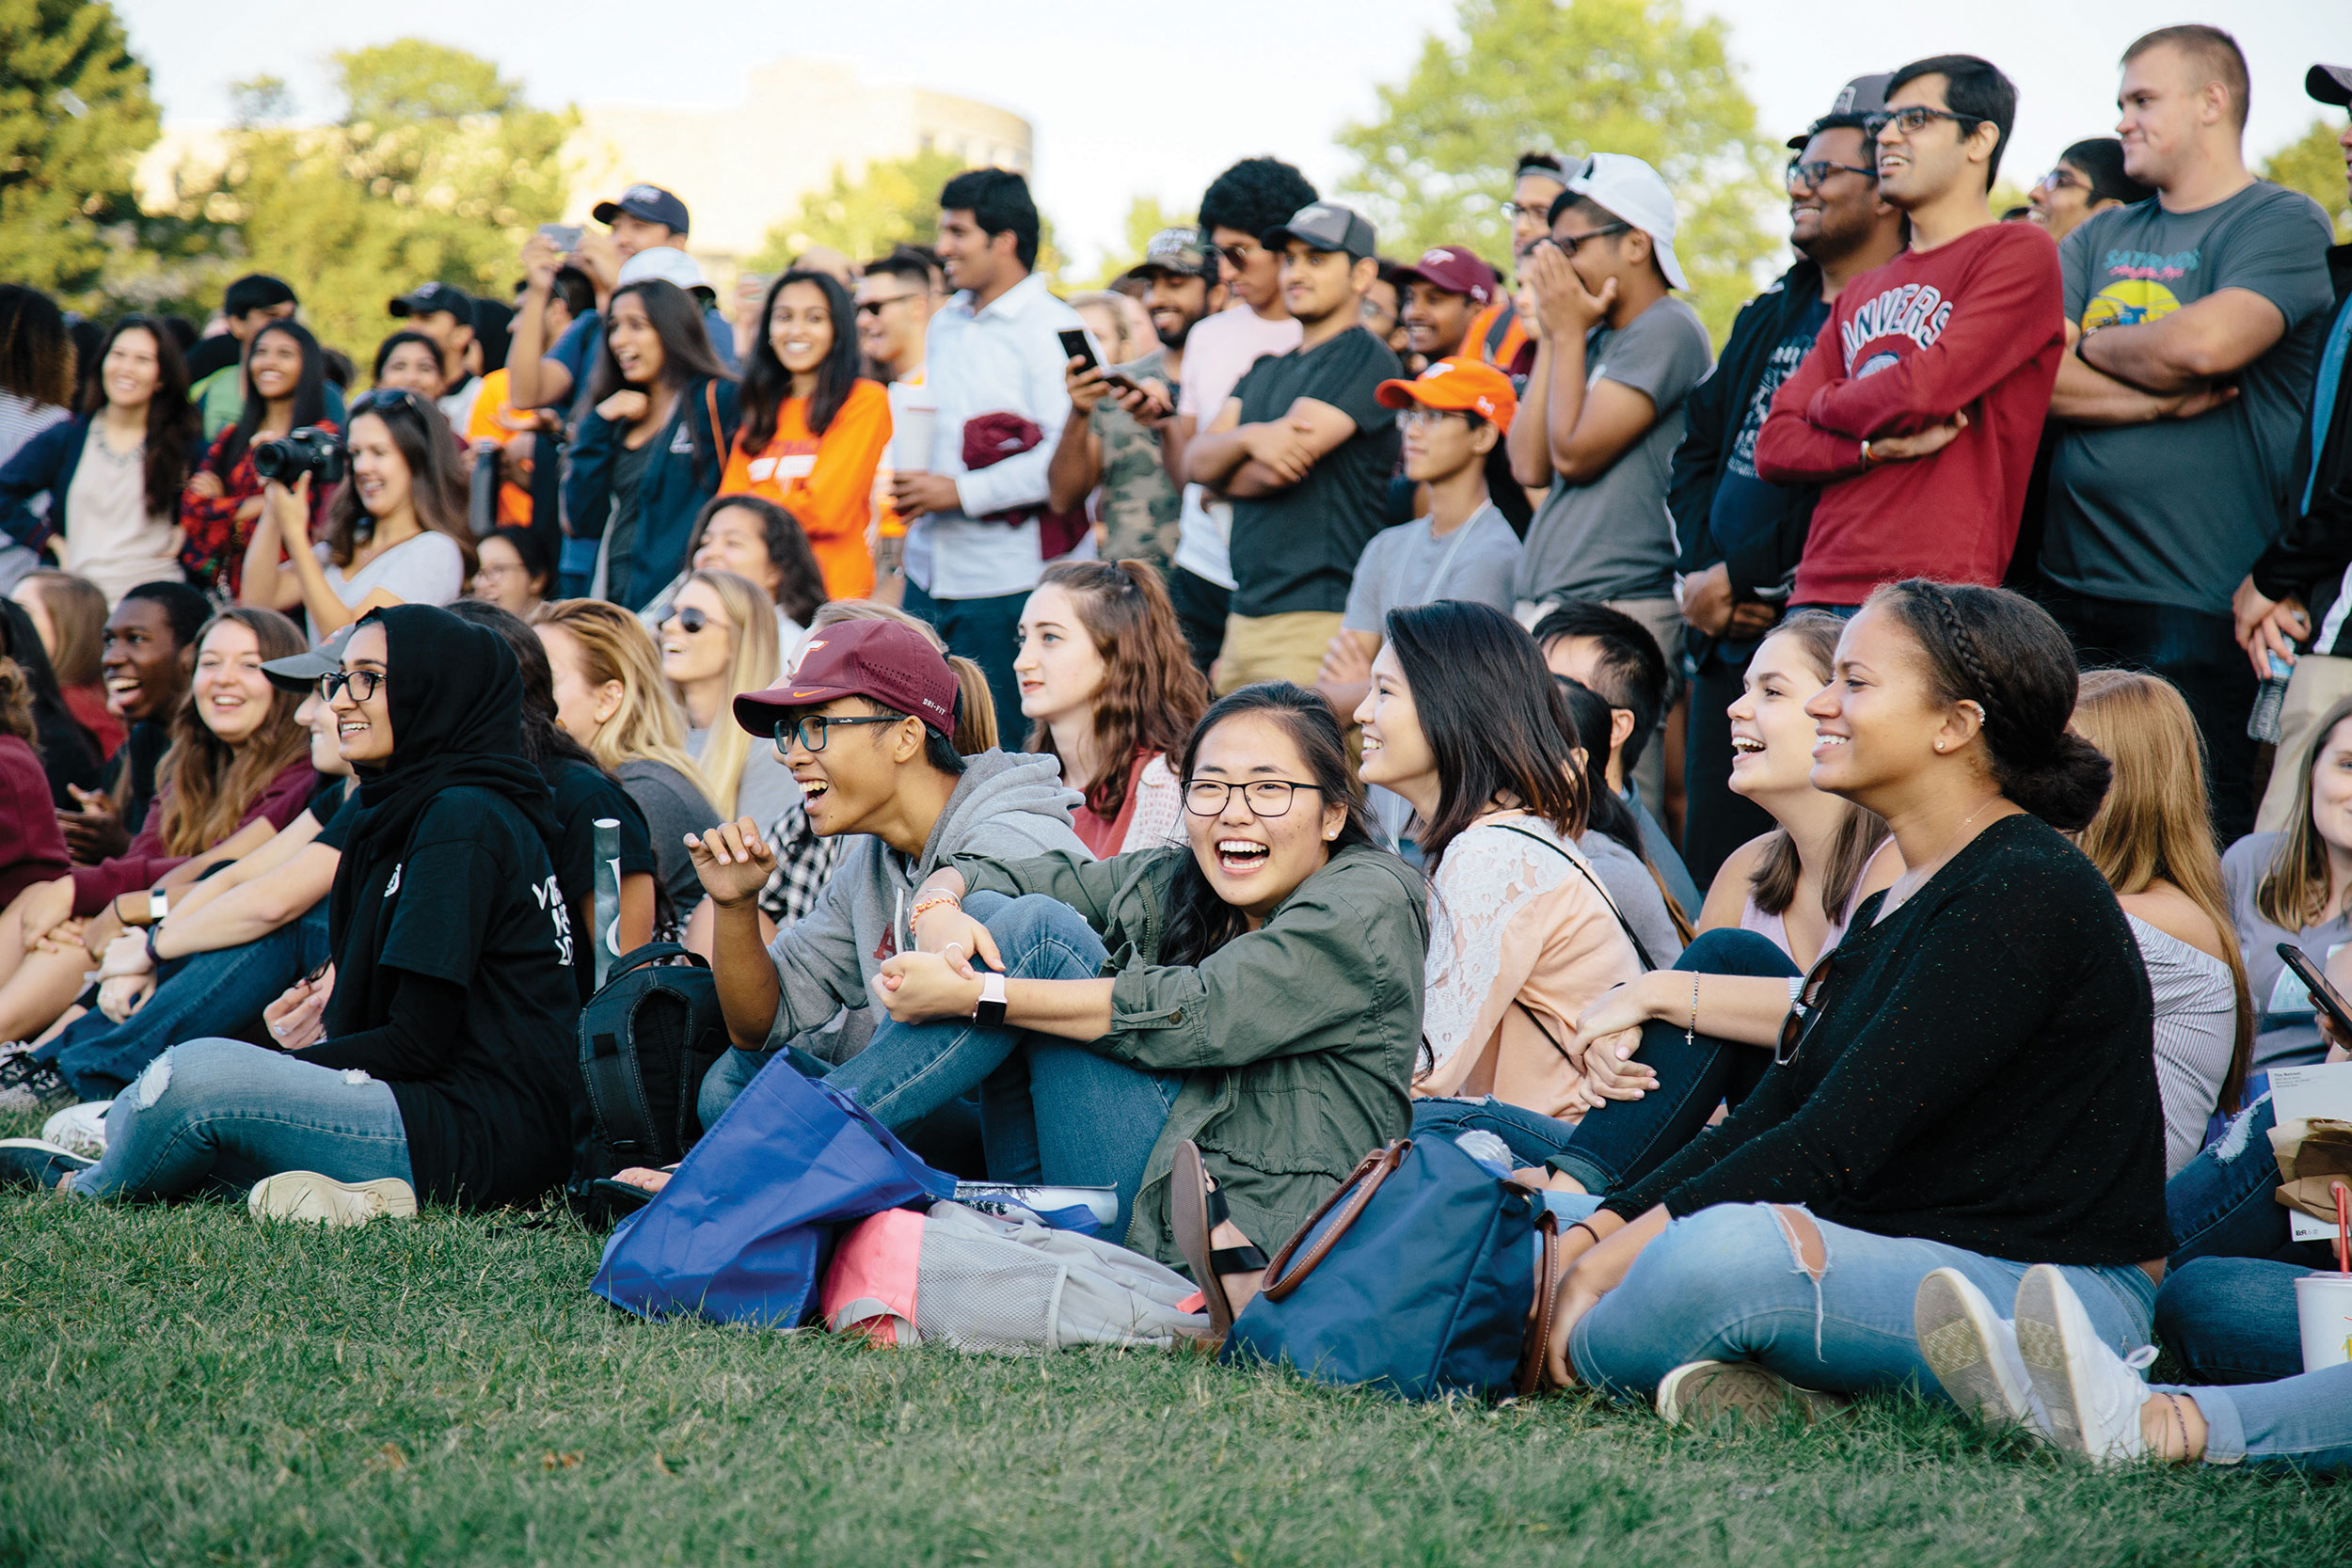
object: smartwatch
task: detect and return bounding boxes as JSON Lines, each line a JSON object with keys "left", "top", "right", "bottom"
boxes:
{"left": 972, "top": 971, "right": 1008, "bottom": 1029}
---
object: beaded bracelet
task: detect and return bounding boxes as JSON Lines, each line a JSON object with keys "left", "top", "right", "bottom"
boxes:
{"left": 910, "top": 891, "right": 961, "bottom": 924}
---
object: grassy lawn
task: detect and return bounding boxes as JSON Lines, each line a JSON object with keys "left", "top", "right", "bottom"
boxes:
{"left": 1, "top": 1118, "right": 2342, "bottom": 1566}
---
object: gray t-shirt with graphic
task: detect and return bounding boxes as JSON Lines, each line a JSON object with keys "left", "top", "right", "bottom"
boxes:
{"left": 2044, "top": 183, "right": 2336, "bottom": 613}
{"left": 1515, "top": 295, "right": 1713, "bottom": 605}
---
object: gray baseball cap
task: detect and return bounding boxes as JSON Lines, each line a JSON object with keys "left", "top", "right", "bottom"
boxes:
{"left": 1262, "top": 201, "right": 1378, "bottom": 261}
{"left": 2311, "top": 64, "right": 2352, "bottom": 107}
{"left": 261, "top": 624, "right": 355, "bottom": 695}
{"left": 1788, "top": 73, "right": 1895, "bottom": 150}
{"left": 1136, "top": 227, "right": 1217, "bottom": 280}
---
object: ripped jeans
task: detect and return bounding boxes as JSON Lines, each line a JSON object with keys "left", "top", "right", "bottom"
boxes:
{"left": 64, "top": 1037, "right": 413, "bottom": 1202}
{"left": 1565, "top": 1201, "right": 2157, "bottom": 1402}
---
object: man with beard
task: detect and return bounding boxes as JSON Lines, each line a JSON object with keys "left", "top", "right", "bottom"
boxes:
{"left": 1669, "top": 74, "right": 1908, "bottom": 883}
{"left": 1048, "top": 229, "right": 1226, "bottom": 576}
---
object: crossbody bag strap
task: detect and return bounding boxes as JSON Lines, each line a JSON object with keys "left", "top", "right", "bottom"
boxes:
{"left": 1258, "top": 1140, "right": 1411, "bottom": 1303}
{"left": 1518, "top": 1207, "right": 1563, "bottom": 1397}
{"left": 1487, "top": 821, "right": 1659, "bottom": 972}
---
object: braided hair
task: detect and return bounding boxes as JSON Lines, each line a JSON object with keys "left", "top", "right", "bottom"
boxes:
{"left": 1869, "top": 578, "right": 2111, "bottom": 832}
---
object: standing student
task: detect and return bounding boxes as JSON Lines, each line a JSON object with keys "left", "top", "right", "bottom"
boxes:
{"left": 564, "top": 279, "right": 740, "bottom": 611}
{"left": 2024, "top": 138, "right": 2153, "bottom": 242}
{"left": 855, "top": 247, "right": 942, "bottom": 388}
{"left": 661, "top": 568, "right": 793, "bottom": 829}
{"left": 179, "top": 321, "right": 338, "bottom": 596}
{"left": 14, "top": 572, "right": 122, "bottom": 761}
{"left": 1187, "top": 201, "right": 1401, "bottom": 693}
{"left": 1463, "top": 151, "right": 1571, "bottom": 378}
{"left": 889, "top": 169, "right": 1081, "bottom": 725}
{"left": 240, "top": 389, "right": 471, "bottom": 634}
{"left": 1394, "top": 246, "right": 1501, "bottom": 370}
{"left": 1050, "top": 286, "right": 1186, "bottom": 580}
{"left": 723, "top": 268, "right": 891, "bottom": 601}
{"left": 2043, "top": 27, "right": 2336, "bottom": 843}
{"left": 183, "top": 275, "right": 318, "bottom": 441}
{"left": 467, "top": 266, "right": 589, "bottom": 531}
{"left": 0, "top": 316, "right": 199, "bottom": 604}
{"left": 372, "top": 330, "right": 450, "bottom": 403}
{"left": 385, "top": 284, "right": 479, "bottom": 431}
{"left": 1014, "top": 560, "right": 1209, "bottom": 857}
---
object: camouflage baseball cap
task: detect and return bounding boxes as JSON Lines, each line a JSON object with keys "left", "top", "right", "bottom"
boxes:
{"left": 1136, "top": 228, "right": 1216, "bottom": 280}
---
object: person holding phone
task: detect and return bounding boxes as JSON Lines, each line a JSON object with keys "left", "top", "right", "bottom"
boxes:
{"left": 1048, "top": 282, "right": 1192, "bottom": 578}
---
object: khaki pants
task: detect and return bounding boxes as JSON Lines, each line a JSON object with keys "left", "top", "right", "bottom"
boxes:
{"left": 1517, "top": 594, "right": 1685, "bottom": 822}
{"left": 1216, "top": 610, "right": 1344, "bottom": 696}
{"left": 2256, "top": 653, "right": 2352, "bottom": 832}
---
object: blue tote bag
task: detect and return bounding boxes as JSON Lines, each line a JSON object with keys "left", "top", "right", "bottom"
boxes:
{"left": 1221, "top": 1137, "right": 1562, "bottom": 1401}
{"left": 592, "top": 1052, "right": 956, "bottom": 1327}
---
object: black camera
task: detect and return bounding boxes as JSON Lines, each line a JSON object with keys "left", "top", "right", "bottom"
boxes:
{"left": 251, "top": 426, "right": 347, "bottom": 485}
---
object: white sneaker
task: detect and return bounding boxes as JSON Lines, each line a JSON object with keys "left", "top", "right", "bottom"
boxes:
{"left": 248, "top": 1171, "right": 417, "bottom": 1227}
{"left": 1915, "top": 1266, "right": 2049, "bottom": 1436}
{"left": 40, "top": 1100, "right": 110, "bottom": 1158}
{"left": 2012, "top": 1263, "right": 2156, "bottom": 1465}
{"left": 1655, "top": 1359, "right": 1851, "bottom": 1427}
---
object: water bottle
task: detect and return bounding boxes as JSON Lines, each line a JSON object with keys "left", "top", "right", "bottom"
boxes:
{"left": 592, "top": 817, "right": 620, "bottom": 991}
{"left": 2249, "top": 653, "right": 2294, "bottom": 745}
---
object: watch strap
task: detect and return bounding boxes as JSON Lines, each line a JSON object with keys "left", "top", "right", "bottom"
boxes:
{"left": 973, "top": 971, "right": 1008, "bottom": 1029}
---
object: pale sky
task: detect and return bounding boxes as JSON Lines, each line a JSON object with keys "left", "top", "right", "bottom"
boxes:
{"left": 117, "top": 0, "right": 2352, "bottom": 271}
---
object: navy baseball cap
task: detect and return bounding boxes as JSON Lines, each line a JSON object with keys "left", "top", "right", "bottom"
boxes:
{"left": 388, "top": 281, "right": 474, "bottom": 323}
{"left": 1263, "top": 201, "right": 1378, "bottom": 261}
{"left": 593, "top": 183, "right": 691, "bottom": 236}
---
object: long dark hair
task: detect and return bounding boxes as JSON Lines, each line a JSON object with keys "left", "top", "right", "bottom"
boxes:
{"left": 586, "top": 279, "right": 735, "bottom": 487}
{"left": 1552, "top": 674, "right": 1643, "bottom": 860}
{"left": 1025, "top": 560, "right": 1209, "bottom": 823}
{"left": 739, "top": 269, "right": 862, "bottom": 451}
{"left": 220, "top": 319, "right": 327, "bottom": 473}
{"left": 0, "top": 285, "right": 73, "bottom": 407}
{"left": 1383, "top": 600, "right": 1583, "bottom": 869}
{"left": 158, "top": 607, "right": 311, "bottom": 856}
{"left": 81, "top": 316, "right": 197, "bottom": 517}
{"left": 1158, "top": 683, "right": 1385, "bottom": 968}
{"left": 684, "top": 494, "right": 828, "bottom": 627}
{"left": 322, "top": 391, "right": 473, "bottom": 572}
{"left": 371, "top": 329, "right": 445, "bottom": 390}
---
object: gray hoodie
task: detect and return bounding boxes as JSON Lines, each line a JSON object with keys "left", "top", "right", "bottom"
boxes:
{"left": 763, "top": 749, "right": 1089, "bottom": 1061}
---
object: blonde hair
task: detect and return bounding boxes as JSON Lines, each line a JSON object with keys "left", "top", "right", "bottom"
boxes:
{"left": 534, "top": 598, "right": 711, "bottom": 801}
{"left": 804, "top": 598, "right": 997, "bottom": 753}
{"left": 671, "top": 569, "right": 780, "bottom": 818}
{"left": 2257, "top": 693, "right": 2352, "bottom": 934}
{"left": 2074, "top": 668, "right": 2253, "bottom": 1112}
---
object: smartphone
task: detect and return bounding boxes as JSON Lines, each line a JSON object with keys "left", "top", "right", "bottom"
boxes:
{"left": 1056, "top": 327, "right": 1099, "bottom": 375}
{"left": 2278, "top": 943, "right": 2352, "bottom": 1038}
{"left": 537, "top": 223, "right": 583, "bottom": 251}
{"left": 303, "top": 959, "right": 332, "bottom": 987}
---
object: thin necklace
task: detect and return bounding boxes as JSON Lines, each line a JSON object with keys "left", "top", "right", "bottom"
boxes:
{"left": 1885, "top": 797, "right": 2001, "bottom": 911}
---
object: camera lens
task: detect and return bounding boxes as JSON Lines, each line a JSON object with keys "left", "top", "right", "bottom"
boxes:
{"left": 251, "top": 437, "right": 290, "bottom": 482}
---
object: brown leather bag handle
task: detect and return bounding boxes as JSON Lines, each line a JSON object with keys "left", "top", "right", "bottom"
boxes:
{"left": 1517, "top": 1207, "right": 1563, "bottom": 1398}
{"left": 1258, "top": 1139, "right": 1411, "bottom": 1304}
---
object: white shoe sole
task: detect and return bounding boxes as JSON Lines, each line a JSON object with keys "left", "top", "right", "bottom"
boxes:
{"left": 2013, "top": 1264, "right": 2134, "bottom": 1461}
{"left": 1915, "top": 1266, "right": 2033, "bottom": 1431}
{"left": 1656, "top": 1359, "right": 1849, "bottom": 1428}
{"left": 248, "top": 1171, "right": 417, "bottom": 1227}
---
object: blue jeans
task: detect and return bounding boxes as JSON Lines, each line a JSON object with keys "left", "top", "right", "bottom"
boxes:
{"left": 1411, "top": 927, "right": 1798, "bottom": 1191}
{"left": 2155, "top": 1256, "right": 2313, "bottom": 1385}
{"left": 2156, "top": 1363, "right": 2352, "bottom": 1473}
{"left": 2165, "top": 1094, "right": 2331, "bottom": 1270}
{"left": 66, "top": 1037, "right": 412, "bottom": 1201}
{"left": 1565, "top": 1200, "right": 2158, "bottom": 1402}
{"left": 42, "top": 901, "right": 332, "bottom": 1100}
{"left": 900, "top": 578, "right": 1027, "bottom": 740}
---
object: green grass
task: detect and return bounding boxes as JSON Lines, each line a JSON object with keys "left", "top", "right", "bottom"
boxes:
{"left": 1, "top": 1117, "right": 2343, "bottom": 1567}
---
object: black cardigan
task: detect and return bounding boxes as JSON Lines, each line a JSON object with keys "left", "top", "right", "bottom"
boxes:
{"left": 1603, "top": 813, "right": 2170, "bottom": 1265}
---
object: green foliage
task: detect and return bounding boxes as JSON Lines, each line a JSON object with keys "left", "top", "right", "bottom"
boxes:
{"left": 151, "top": 40, "right": 575, "bottom": 358}
{"left": 1073, "top": 195, "right": 1196, "bottom": 290}
{"left": 0, "top": 0, "right": 160, "bottom": 304}
{"left": 2261, "top": 119, "right": 2351, "bottom": 243}
{"left": 755, "top": 148, "right": 1064, "bottom": 281}
{"left": 1336, "top": 0, "right": 1780, "bottom": 341}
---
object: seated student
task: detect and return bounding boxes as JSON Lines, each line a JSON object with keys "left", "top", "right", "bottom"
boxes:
{"left": 14, "top": 571, "right": 123, "bottom": 760}
{"left": 57, "top": 581, "right": 211, "bottom": 864}
{"left": 0, "top": 608, "right": 316, "bottom": 1065}
{"left": 0, "top": 606, "right": 585, "bottom": 1223}
{"left": 2223, "top": 697, "right": 2352, "bottom": 1076}
{"left": 469, "top": 525, "right": 552, "bottom": 622}
{"left": 178, "top": 320, "right": 338, "bottom": 596}
{"left": 372, "top": 330, "right": 451, "bottom": 404}
{"left": 1553, "top": 675, "right": 1685, "bottom": 966}
{"left": 1015, "top": 560, "right": 1208, "bottom": 857}
{"left": 1533, "top": 602, "right": 1701, "bottom": 920}
{"left": 240, "top": 389, "right": 472, "bottom": 636}
{"left": 680, "top": 619, "right": 1089, "bottom": 1114}
{"left": 0, "top": 653, "right": 71, "bottom": 929}
{"left": 1693, "top": 611, "right": 1900, "bottom": 968}
{"left": 2069, "top": 670, "right": 2250, "bottom": 1176}
{"left": 639, "top": 495, "right": 829, "bottom": 650}
{"left": 803, "top": 682, "right": 1425, "bottom": 1334}
{"left": 0, "top": 595, "right": 100, "bottom": 805}
{"left": 661, "top": 568, "right": 795, "bottom": 831}
{"left": 1532, "top": 580, "right": 2166, "bottom": 1425}
{"left": 533, "top": 598, "right": 719, "bottom": 922}
{"left": 1358, "top": 599, "right": 1639, "bottom": 1117}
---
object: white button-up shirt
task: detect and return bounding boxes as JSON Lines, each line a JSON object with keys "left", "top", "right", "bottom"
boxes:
{"left": 903, "top": 271, "right": 1087, "bottom": 600}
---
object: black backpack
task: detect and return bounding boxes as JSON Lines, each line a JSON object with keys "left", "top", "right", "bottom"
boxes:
{"left": 568, "top": 942, "right": 730, "bottom": 1220}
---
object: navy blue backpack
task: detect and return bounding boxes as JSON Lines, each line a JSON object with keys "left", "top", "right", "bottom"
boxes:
{"left": 1220, "top": 1136, "right": 1563, "bottom": 1402}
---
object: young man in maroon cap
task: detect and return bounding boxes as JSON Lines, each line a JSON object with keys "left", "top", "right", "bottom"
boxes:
{"left": 1393, "top": 245, "right": 1501, "bottom": 369}
{"left": 683, "top": 619, "right": 1086, "bottom": 1124}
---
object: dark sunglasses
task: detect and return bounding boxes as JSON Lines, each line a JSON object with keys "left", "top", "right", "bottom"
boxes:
{"left": 352, "top": 388, "right": 427, "bottom": 416}
{"left": 856, "top": 293, "right": 923, "bottom": 316}
{"left": 1774, "top": 950, "right": 1838, "bottom": 1068}
{"left": 659, "top": 606, "right": 711, "bottom": 635}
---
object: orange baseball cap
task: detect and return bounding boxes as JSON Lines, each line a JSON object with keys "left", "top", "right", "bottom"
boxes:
{"left": 1375, "top": 356, "right": 1517, "bottom": 433}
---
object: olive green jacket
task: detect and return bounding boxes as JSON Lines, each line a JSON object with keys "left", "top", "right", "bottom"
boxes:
{"left": 953, "top": 843, "right": 1429, "bottom": 1268}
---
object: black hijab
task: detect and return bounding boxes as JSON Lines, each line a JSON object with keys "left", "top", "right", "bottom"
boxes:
{"left": 0, "top": 595, "right": 101, "bottom": 806}
{"left": 326, "top": 605, "right": 558, "bottom": 981}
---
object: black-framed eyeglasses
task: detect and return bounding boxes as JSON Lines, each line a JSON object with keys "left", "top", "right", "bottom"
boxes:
{"left": 1182, "top": 779, "right": 1322, "bottom": 818}
{"left": 774, "top": 713, "right": 902, "bottom": 753}
{"left": 855, "top": 293, "right": 922, "bottom": 316}
{"left": 1541, "top": 223, "right": 1630, "bottom": 256}
{"left": 1862, "top": 105, "right": 1987, "bottom": 140}
{"left": 320, "top": 668, "right": 384, "bottom": 703}
{"left": 659, "top": 605, "right": 710, "bottom": 635}
{"left": 1787, "top": 159, "right": 1878, "bottom": 192}
{"left": 1774, "top": 950, "right": 1838, "bottom": 1068}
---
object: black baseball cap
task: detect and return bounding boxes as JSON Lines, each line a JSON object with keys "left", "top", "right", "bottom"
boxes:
{"left": 592, "top": 183, "right": 691, "bottom": 235}
{"left": 1262, "top": 201, "right": 1378, "bottom": 261}
{"left": 1788, "top": 73, "right": 1895, "bottom": 150}
{"left": 388, "top": 282, "right": 474, "bottom": 323}
{"left": 2312, "top": 64, "right": 2352, "bottom": 107}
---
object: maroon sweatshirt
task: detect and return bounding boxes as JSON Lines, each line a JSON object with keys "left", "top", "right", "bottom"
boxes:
{"left": 1755, "top": 222, "right": 2063, "bottom": 606}
{"left": 0, "top": 736, "right": 69, "bottom": 908}
{"left": 71, "top": 756, "right": 318, "bottom": 916}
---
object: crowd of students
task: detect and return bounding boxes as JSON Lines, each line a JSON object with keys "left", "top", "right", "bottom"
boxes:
{"left": 0, "top": 21, "right": 2349, "bottom": 1478}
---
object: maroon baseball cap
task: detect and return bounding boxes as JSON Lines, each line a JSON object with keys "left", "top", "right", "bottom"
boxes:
{"left": 733, "top": 620, "right": 957, "bottom": 738}
{"left": 1391, "top": 245, "right": 1498, "bottom": 306}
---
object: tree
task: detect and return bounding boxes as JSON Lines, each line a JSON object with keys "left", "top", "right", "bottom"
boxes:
{"left": 153, "top": 40, "right": 574, "bottom": 355}
{"left": 0, "top": 0, "right": 159, "bottom": 302}
{"left": 1073, "top": 195, "right": 1195, "bottom": 289}
{"left": 1336, "top": 0, "right": 1779, "bottom": 340}
{"left": 753, "top": 149, "right": 1064, "bottom": 279}
{"left": 2262, "top": 119, "right": 2351, "bottom": 244}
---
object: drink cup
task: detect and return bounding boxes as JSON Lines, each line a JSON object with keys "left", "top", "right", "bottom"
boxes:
{"left": 891, "top": 403, "right": 937, "bottom": 475}
{"left": 2295, "top": 1271, "right": 2352, "bottom": 1371}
